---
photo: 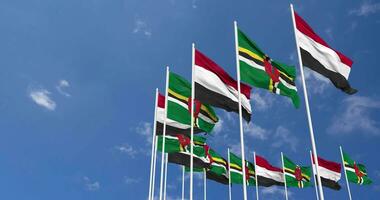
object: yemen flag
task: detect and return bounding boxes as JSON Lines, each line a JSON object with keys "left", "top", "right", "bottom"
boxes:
{"left": 343, "top": 151, "right": 372, "bottom": 185}
{"left": 168, "top": 135, "right": 212, "bottom": 169}
{"left": 255, "top": 155, "right": 284, "bottom": 187}
{"left": 229, "top": 152, "right": 256, "bottom": 186}
{"left": 237, "top": 28, "right": 300, "bottom": 108}
{"left": 156, "top": 93, "right": 201, "bottom": 136}
{"left": 312, "top": 156, "right": 342, "bottom": 190}
{"left": 294, "top": 11, "right": 357, "bottom": 94}
{"left": 187, "top": 148, "right": 229, "bottom": 185}
{"left": 167, "top": 72, "right": 219, "bottom": 134}
{"left": 194, "top": 49, "right": 252, "bottom": 122}
{"left": 283, "top": 155, "right": 311, "bottom": 188}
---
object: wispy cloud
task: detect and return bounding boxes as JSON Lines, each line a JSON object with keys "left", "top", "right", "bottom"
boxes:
{"left": 136, "top": 122, "right": 153, "bottom": 143}
{"left": 56, "top": 79, "right": 71, "bottom": 97}
{"left": 191, "top": 0, "right": 198, "bottom": 9}
{"left": 212, "top": 118, "right": 224, "bottom": 135}
{"left": 251, "top": 92, "right": 274, "bottom": 111}
{"left": 349, "top": 1, "right": 380, "bottom": 16}
{"left": 261, "top": 186, "right": 292, "bottom": 198}
{"left": 114, "top": 143, "right": 138, "bottom": 158}
{"left": 325, "top": 27, "right": 333, "bottom": 40}
{"left": 271, "top": 126, "right": 299, "bottom": 152}
{"left": 328, "top": 96, "right": 380, "bottom": 135}
{"left": 83, "top": 176, "right": 100, "bottom": 191}
{"left": 29, "top": 88, "right": 56, "bottom": 111}
{"left": 133, "top": 19, "right": 152, "bottom": 37}
{"left": 124, "top": 177, "right": 141, "bottom": 184}
{"left": 302, "top": 67, "right": 330, "bottom": 94}
{"left": 244, "top": 123, "right": 269, "bottom": 140}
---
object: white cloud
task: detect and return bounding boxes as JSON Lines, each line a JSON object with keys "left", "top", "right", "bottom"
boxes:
{"left": 244, "top": 123, "right": 269, "bottom": 140}
{"left": 271, "top": 126, "right": 298, "bottom": 152}
{"left": 124, "top": 177, "right": 141, "bottom": 184}
{"left": 328, "top": 96, "right": 380, "bottom": 135}
{"left": 325, "top": 27, "right": 333, "bottom": 40}
{"left": 261, "top": 186, "right": 292, "bottom": 198}
{"left": 133, "top": 19, "right": 152, "bottom": 37}
{"left": 29, "top": 88, "right": 56, "bottom": 111}
{"left": 115, "top": 143, "right": 138, "bottom": 158}
{"left": 136, "top": 122, "right": 153, "bottom": 143}
{"left": 212, "top": 118, "right": 223, "bottom": 135}
{"left": 251, "top": 92, "right": 274, "bottom": 111}
{"left": 350, "top": 1, "right": 380, "bottom": 16}
{"left": 83, "top": 176, "right": 100, "bottom": 191}
{"left": 56, "top": 79, "right": 71, "bottom": 97}
{"left": 302, "top": 67, "right": 330, "bottom": 94}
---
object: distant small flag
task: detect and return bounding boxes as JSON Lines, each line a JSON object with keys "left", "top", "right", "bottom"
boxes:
{"left": 255, "top": 154, "right": 284, "bottom": 187}
{"left": 342, "top": 151, "right": 372, "bottom": 185}
{"left": 283, "top": 155, "right": 312, "bottom": 188}
{"left": 312, "top": 155, "right": 342, "bottom": 190}
{"left": 194, "top": 49, "right": 252, "bottom": 122}
{"left": 294, "top": 11, "right": 357, "bottom": 94}
{"left": 228, "top": 152, "right": 256, "bottom": 186}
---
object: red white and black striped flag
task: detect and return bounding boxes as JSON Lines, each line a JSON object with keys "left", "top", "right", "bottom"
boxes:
{"left": 294, "top": 11, "right": 357, "bottom": 94}
{"left": 194, "top": 49, "right": 252, "bottom": 122}
{"left": 312, "top": 155, "right": 342, "bottom": 190}
{"left": 255, "top": 154, "right": 284, "bottom": 187}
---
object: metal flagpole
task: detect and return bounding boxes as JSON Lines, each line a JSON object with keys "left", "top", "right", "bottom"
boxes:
{"left": 234, "top": 20, "right": 248, "bottom": 200}
{"left": 281, "top": 152, "right": 289, "bottom": 200}
{"left": 289, "top": 4, "right": 325, "bottom": 200}
{"left": 253, "top": 152, "right": 259, "bottom": 200}
{"left": 204, "top": 168, "right": 207, "bottom": 200}
{"left": 159, "top": 66, "right": 170, "bottom": 200}
{"left": 340, "top": 146, "right": 353, "bottom": 200}
{"left": 148, "top": 89, "right": 159, "bottom": 200}
{"left": 228, "top": 148, "right": 232, "bottom": 200}
{"left": 182, "top": 166, "right": 185, "bottom": 200}
{"left": 152, "top": 136, "right": 159, "bottom": 200}
{"left": 163, "top": 153, "right": 168, "bottom": 200}
{"left": 310, "top": 150, "right": 320, "bottom": 200}
{"left": 190, "top": 43, "right": 195, "bottom": 200}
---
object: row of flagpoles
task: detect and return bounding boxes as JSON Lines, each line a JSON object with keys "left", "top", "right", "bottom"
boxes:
{"left": 146, "top": 4, "right": 369, "bottom": 200}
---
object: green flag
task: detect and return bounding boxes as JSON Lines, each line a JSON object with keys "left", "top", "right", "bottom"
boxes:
{"left": 168, "top": 72, "right": 219, "bottom": 133}
{"left": 229, "top": 152, "right": 255, "bottom": 186}
{"left": 343, "top": 151, "right": 372, "bottom": 185}
{"left": 283, "top": 155, "right": 311, "bottom": 188}
{"left": 237, "top": 28, "right": 300, "bottom": 108}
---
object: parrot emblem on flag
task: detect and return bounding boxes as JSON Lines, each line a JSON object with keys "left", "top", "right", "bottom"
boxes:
{"left": 263, "top": 55, "right": 280, "bottom": 83}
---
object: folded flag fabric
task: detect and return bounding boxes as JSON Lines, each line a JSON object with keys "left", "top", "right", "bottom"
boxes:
{"left": 312, "top": 155, "right": 342, "bottom": 190}
{"left": 229, "top": 152, "right": 256, "bottom": 186}
{"left": 342, "top": 151, "right": 372, "bottom": 185}
{"left": 255, "top": 154, "right": 284, "bottom": 187}
{"left": 194, "top": 49, "right": 252, "bottom": 122}
{"left": 237, "top": 28, "right": 300, "bottom": 108}
{"left": 283, "top": 155, "right": 311, "bottom": 188}
{"left": 294, "top": 11, "right": 357, "bottom": 94}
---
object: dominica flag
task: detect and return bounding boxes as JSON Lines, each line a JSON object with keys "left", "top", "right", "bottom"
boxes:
{"left": 283, "top": 155, "right": 312, "bottom": 188}
{"left": 165, "top": 72, "right": 219, "bottom": 134}
{"left": 343, "top": 151, "right": 372, "bottom": 185}
{"left": 186, "top": 148, "right": 229, "bottom": 185}
{"left": 167, "top": 135, "right": 212, "bottom": 169}
{"left": 229, "top": 152, "right": 255, "bottom": 186}
{"left": 237, "top": 28, "right": 300, "bottom": 108}
{"left": 157, "top": 134, "right": 192, "bottom": 153}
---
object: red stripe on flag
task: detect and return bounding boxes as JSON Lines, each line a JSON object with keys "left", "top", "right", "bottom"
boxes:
{"left": 312, "top": 155, "right": 341, "bottom": 173}
{"left": 158, "top": 93, "right": 165, "bottom": 108}
{"left": 255, "top": 155, "right": 282, "bottom": 172}
{"left": 294, "top": 11, "right": 353, "bottom": 67}
{"left": 195, "top": 49, "right": 251, "bottom": 99}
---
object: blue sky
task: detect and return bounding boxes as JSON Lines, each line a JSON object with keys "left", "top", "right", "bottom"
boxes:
{"left": 0, "top": 0, "right": 379, "bottom": 199}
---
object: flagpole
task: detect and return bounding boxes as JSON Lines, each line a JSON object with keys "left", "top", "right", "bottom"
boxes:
{"left": 159, "top": 66, "right": 170, "bottom": 200}
{"left": 163, "top": 153, "right": 168, "bottom": 200}
{"left": 340, "top": 146, "right": 353, "bottom": 200}
{"left": 228, "top": 148, "right": 232, "bottom": 200}
{"left": 204, "top": 168, "right": 207, "bottom": 200}
{"left": 234, "top": 20, "right": 248, "bottom": 200}
{"left": 190, "top": 43, "right": 195, "bottom": 200}
{"left": 152, "top": 135, "right": 158, "bottom": 200}
{"left": 148, "top": 89, "right": 159, "bottom": 200}
{"left": 253, "top": 152, "right": 259, "bottom": 200}
{"left": 310, "top": 150, "right": 320, "bottom": 200}
{"left": 289, "top": 4, "right": 325, "bottom": 200}
{"left": 182, "top": 166, "right": 185, "bottom": 200}
{"left": 281, "top": 152, "right": 289, "bottom": 200}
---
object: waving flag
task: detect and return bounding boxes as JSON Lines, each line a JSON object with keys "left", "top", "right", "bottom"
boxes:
{"left": 294, "top": 11, "right": 357, "bottom": 94}
{"left": 343, "top": 151, "right": 372, "bottom": 185}
{"left": 229, "top": 152, "right": 256, "bottom": 186}
{"left": 283, "top": 155, "right": 312, "bottom": 188}
{"left": 237, "top": 28, "right": 300, "bottom": 108}
{"left": 194, "top": 49, "right": 252, "bottom": 122}
{"left": 312, "top": 156, "right": 342, "bottom": 190}
{"left": 255, "top": 154, "right": 284, "bottom": 187}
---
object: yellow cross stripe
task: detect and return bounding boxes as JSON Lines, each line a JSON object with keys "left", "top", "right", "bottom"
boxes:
{"left": 238, "top": 47, "right": 264, "bottom": 62}
{"left": 213, "top": 157, "right": 226, "bottom": 165}
{"left": 230, "top": 163, "right": 241, "bottom": 170}
{"left": 168, "top": 89, "right": 218, "bottom": 122}
{"left": 278, "top": 70, "right": 294, "bottom": 82}
{"left": 269, "top": 78, "right": 274, "bottom": 91}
